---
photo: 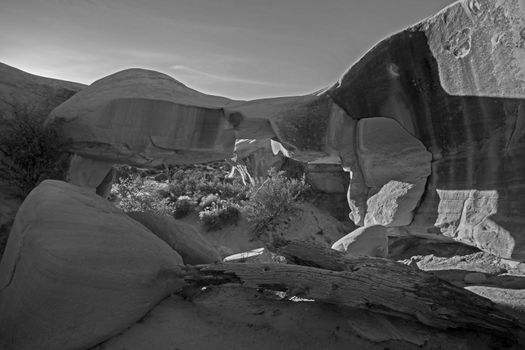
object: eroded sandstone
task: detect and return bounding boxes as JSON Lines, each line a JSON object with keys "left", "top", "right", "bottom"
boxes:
{"left": 0, "top": 180, "right": 184, "bottom": 350}
{"left": 327, "top": 0, "right": 525, "bottom": 259}
{"left": 35, "top": 0, "right": 525, "bottom": 260}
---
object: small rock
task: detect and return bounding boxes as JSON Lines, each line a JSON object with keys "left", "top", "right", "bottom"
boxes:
{"left": 331, "top": 225, "right": 389, "bottom": 258}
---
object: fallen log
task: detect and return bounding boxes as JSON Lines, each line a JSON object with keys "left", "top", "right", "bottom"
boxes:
{"left": 182, "top": 239, "right": 524, "bottom": 338}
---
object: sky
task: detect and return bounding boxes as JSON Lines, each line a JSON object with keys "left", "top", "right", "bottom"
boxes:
{"left": 0, "top": 0, "right": 455, "bottom": 100}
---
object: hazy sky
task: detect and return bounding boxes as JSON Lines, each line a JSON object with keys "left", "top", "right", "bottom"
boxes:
{"left": 1, "top": 0, "right": 455, "bottom": 100}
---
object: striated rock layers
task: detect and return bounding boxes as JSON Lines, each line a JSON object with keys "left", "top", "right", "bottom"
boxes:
{"left": 44, "top": 0, "right": 525, "bottom": 259}
{"left": 47, "top": 68, "right": 238, "bottom": 166}
{"left": 47, "top": 68, "right": 348, "bottom": 167}
{"left": 0, "top": 180, "right": 184, "bottom": 350}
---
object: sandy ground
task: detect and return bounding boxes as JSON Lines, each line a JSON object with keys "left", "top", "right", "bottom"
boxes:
{"left": 91, "top": 286, "right": 505, "bottom": 350}
{"left": 179, "top": 202, "right": 349, "bottom": 257}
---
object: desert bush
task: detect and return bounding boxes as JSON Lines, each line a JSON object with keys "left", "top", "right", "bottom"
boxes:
{"left": 198, "top": 193, "right": 221, "bottom": 210}
{"left": 245, "top": 168, "right": 310, "bottom": 235}
{"left": 169, "top": 167, "right": 248, "bottom": 202}
{"left": 111, "top": 174, "right": 175, "bottom": 216}
{"left": 173, "top": 195, "right": 196, "bottom": 219}
{"left": 110, "top": 163, "right": 309, "bottom": 234}
{"left": 199, "top": 200, "right": 241, "bottom": 231}
{"left": 0, "top": 112, "right": 69, "bottom": 197}
{"left": 110, "top": 163, "right": 248, "bottom": 220}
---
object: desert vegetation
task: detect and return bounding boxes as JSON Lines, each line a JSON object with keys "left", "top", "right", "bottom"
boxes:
{"left": 110, "top": 164, "right": 310, "bottom": 233}
{"left": 0, "top": 111, "right": 70, "bottom": 256}
{"left": 0, "top": 110, "right": 69, "bottom": 198}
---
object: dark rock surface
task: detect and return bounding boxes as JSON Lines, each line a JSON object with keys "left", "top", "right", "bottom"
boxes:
{"left": 327, "top": 0, "right": 525, "bottom": 260}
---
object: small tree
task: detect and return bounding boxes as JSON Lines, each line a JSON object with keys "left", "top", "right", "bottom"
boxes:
{"left": 244, "top": 168, "right": 310, "bottom": 236}
{"left": 0, "top": 111, "right": 69, "bottom": 198}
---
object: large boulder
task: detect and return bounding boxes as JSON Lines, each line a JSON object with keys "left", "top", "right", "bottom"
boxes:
{"left": 48, "top": 69, "right": 238, "bottom": 166}
{"left": 327, "top": 0, "right": 525, "bottom": 259}
{"left": 128, "top": 211, "right": 221, "bottom": 265}
{"left": 331, "top": 226, "right": 389, "bottom": 258}
{"left": 0, "top": 180, "right": 184, "bottom": 350}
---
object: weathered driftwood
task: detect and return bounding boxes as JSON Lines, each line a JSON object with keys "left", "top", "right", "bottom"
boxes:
{"left": 182, "top": 239, "right": 524, "bottom": 338}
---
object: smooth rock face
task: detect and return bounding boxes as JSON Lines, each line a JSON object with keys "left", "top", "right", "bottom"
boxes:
{"left": 128, "top": 212, "right": 221, "bottom": 265}
{"left": 96, "top": 167, "right": 117, "bottom": 198}
{"left": 327, "top": 0, "right": 525, "bottom": 259}
{"left": 331, "top": 226, "right": 389, "bottom": 258}
{"left": 355, "top": 117, "right": 432, "bottom": 227}
{"left": 356, "top": 118, "right": 432, "bottom": 188}
{"left": 306, "top": 163, "right": 348, "bottom": 194}
{"left": 48, "top": 69, "right": 237, "bottom": 166}
{"left": 67, "top": 154, "right": 114, "bottom": 190}
{"left": 0, "top": 180, "right": 184, "bottom": 350}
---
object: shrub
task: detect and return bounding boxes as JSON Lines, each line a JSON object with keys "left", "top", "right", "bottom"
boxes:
{"left": 0, "top": 112, "right": 69, "bottom": 197}
{"left": 110, "top": 163, "right": 249, "bottom": 220}
{"left": 198, "top": 193, "right": 220, "bottom": 211}
{"left": 168, "top": 167, "right": 248, "bottom": 202}
{"left": 173, "top": 195, "right": 196, "bottom": 219}
{"left": 245, "top": 168, "right": 310, "bottom": 235}
{"left": 199, "top": 200, "right": 241, "bottom": 231}
{"left": 111, "top": 174, "right": 175, "bottom": 216}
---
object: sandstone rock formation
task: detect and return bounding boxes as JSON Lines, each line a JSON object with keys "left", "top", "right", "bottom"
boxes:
{"left": 331, "top": 225, "right": 389, "bottom": 258}
{"left": 0, "top": 180, "right": 184, "bottom": 350}
{"left": 2, "top": 1, "right": 525, "bottom": 349}
{"left": 128, "top": 211, "right": 221, "bottom": 265}
{"left": 326, "top": 0, "right": 525, "bottom": 259}
{"left": 47, "top": 69, "right": 237, "bottom": 166}
{"left": 43, "top": 0, "right": 525, "bottom": 261}
{"left": 1, "top": 183, "right": 523, "bottom": 349}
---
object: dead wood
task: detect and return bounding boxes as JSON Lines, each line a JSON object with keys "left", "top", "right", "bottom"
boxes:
{"left": 181, "top": 239, "right": 524, "bottom": 338}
